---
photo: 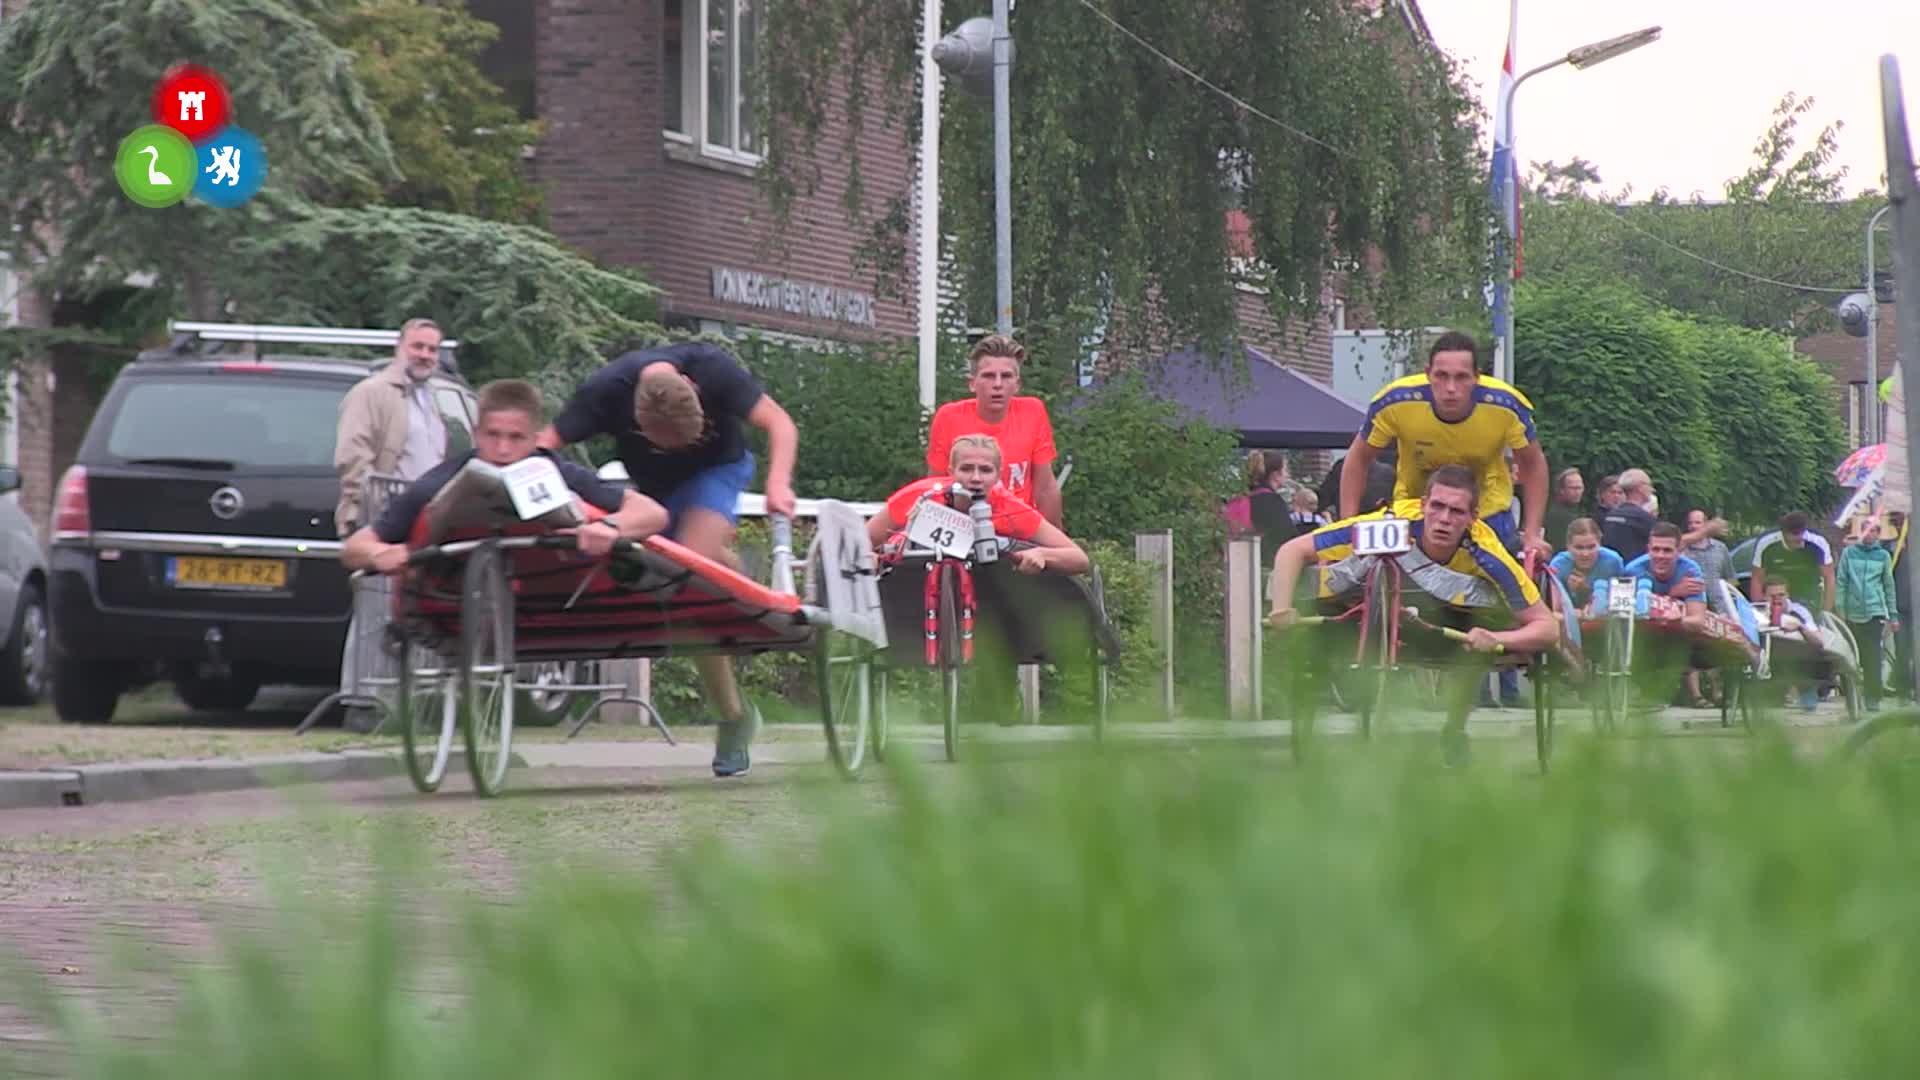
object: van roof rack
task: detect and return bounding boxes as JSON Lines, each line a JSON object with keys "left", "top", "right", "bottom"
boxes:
{"left": 167, "top": 321, "right": 462, "bottom": 351}
{"left": 162, "top": 320, "right": 462, "bottom": 376}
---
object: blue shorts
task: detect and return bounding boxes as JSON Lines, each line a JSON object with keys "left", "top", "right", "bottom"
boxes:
{"left": 660, "top": 453, "right": 756, "bottom": 537}
{"left": 1485, "top": 508, "right": 1522, "bottom": 554}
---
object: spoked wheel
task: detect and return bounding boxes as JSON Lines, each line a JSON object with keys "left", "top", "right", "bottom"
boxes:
{"left": 871, "top": 668, "right": 891, "bottom": 763}
{"left": 1357, "top": 562, "right": 1396, "bottom": 741}
{"left": 395, "top": 632, "right": 456, "bottom": 794}
{"left": 805, "top": 537, "right": 873, "bottom": 778}
{"left": 1842, "top": 706, "right": 1920, "bottom": 757}
{"left": 938, "top": 562, "right": 964, "bottom": 763}
{"left": 460, "top": 543, "right": 517, "bottom": 798}
{"left": 1532, "top": 655, "right": 1553, "bottom": 774}
{"left": 1600, "top": 617, "right": 1634, "bottom": 733}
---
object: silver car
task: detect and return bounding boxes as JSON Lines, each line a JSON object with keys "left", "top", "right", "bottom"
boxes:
{"left": 0, "top": 464, "right": 49, "bottom": 704}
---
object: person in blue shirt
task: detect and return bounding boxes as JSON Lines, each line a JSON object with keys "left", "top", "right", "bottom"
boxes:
{"left": 1623, "top": 521, "right": 1707, "bottom": 625}
{"left": 1549, "top": 517, "right": 1625, "bottom": 609}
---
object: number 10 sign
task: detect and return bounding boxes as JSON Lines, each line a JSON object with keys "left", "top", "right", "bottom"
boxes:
{"left": 1351, "top": 515, "right": 1413, "bottom": 557}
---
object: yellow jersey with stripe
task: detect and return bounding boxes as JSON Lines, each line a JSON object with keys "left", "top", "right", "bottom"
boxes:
{"left": 1362, "top": 373, "right": 1536, "bottom": 520}
{"left": 1310, "top": 500, "right": 1541, "bottom": 609}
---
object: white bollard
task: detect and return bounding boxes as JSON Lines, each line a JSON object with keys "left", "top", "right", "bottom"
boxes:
{"left": 1224, "top": 536, "right": 1263, "bottom": 724}
{"left": 1134, "top": 530, "right": 1175, "bottom": 720}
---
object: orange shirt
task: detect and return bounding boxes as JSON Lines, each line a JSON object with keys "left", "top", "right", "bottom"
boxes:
{"left": 885, "top": 477, "right": 1044, "bottom": 543}
{"left": 925, "top": 397, "right": 1057, "bottom": 506}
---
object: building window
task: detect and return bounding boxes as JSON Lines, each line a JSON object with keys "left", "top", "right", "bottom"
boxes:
{"left": 468, "top": 0, "right": 537, "bottom": 121}
{"left": 664, "top": 0, "right": 760, "bottom": 161}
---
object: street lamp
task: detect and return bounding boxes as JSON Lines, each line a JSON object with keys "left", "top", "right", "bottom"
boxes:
{"left": 1491, "top": 25, "right": 1662, "bottom": 383}
{"left": 932, "top": 7, "right": 1015, "bottom": 336}
{"left": 1868, "top": 203, "right": 1893, "bottom": 445}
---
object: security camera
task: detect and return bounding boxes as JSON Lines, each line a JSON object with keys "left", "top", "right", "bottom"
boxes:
{"left": 1839, "top": 292, "right": 1873, "bottom": 338}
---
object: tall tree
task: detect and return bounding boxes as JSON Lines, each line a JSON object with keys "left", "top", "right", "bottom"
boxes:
{"left": 320, "top": 0, "right": 545, "bottom": 223}
{"left": 1519, "top": 94, "right": 1878, "bottom": 338}
{"left": 759, "top": 0, "right": 1492, "bottom": 393}
{"left": 0, "top": 0, "right": 399, "bottom": 318}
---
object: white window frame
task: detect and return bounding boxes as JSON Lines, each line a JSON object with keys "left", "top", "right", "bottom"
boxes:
{"left": 664, "top": 0, "right": 762, "bottom": 166}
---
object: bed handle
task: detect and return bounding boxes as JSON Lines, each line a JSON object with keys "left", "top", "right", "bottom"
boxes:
{"left": 770, "top": 512, "right": 796, "bottom": 596}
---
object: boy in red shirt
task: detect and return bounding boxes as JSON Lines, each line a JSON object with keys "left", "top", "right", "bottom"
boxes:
{"left": 925, "top": 335, "right": 1062, "bottom": 527}
{"left": 873, "top": 435, "right": 1088, "bottom": 576}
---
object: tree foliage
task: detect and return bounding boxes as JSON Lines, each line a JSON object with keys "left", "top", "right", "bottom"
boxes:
{"left": 220, "top": 198, "right": 663, "bottom": 388}
{"left": 1516, "top": 280, "right": 1844, "bottom": 528}
{"left": 319, "top": 0, "right": 544, "bottom": 223}
{"left": 760, "top": 1, "right": 1493, "bottom": 395}
{"left": 1519, "top": 94, "right": 1879, "bottom": 338}
{"left": 0, "top": 0, "right": 399, "bottom": 316}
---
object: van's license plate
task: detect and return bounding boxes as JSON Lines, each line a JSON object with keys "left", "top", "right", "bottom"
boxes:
{"left": 168, "top": 556, "right": 288, "bottom": 591}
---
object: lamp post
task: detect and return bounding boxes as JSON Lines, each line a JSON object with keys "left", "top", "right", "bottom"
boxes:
{"left": 1868, "top": 203, "right": 1893, "bottom": 445}
{"left": 1491, "top": 25, "right": 1662, "bottom": 384}
{"left": 932, "top": 5, "right": 1015, "bottom": 336}
{"left": 1878, "top": 53, "right": 1920, "bottom": 695}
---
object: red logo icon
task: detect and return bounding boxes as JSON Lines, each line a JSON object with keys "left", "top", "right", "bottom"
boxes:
{"left": 152, "top": 63, "right": 231, "bottom": 143}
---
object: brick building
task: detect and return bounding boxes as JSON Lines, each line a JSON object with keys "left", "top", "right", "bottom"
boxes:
{"left": 1796, "top": 303, "right": 1901, "bottom": 450}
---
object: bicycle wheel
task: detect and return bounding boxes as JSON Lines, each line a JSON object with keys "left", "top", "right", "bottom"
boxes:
{"left": 806, "top": 537, "right": 871, "bottom": 778}
{"left": 1357, "top": 561, "right": 1395, "bottom": 741}
{"left": 397, "top": 639, "right": 455, "bottom": 794}
{"left": 939, "top": 563, "right": 963, "bottom": 762}
{"left": 460, "top": 544, "right": 517, "bottom": 797}
{"left": 1601, "top": 617, "right": 1633, "bottom": 733}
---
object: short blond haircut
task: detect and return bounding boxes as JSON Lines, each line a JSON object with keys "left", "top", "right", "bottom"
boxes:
{"left": 967, "top": 334, "right": 1025, "bottom": 373}
{"left": 633, "top": 365, "right": 706, "bottom": 445}
{"left": 948, "top": 433, "right": 1002, "bottom": 473}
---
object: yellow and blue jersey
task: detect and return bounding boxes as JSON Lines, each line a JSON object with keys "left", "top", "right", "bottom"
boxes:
{"left": 1310, "top": 500, "right": 1541, "bottom": 609}
{"left": 1362, "top": 373, "right": 1536, "bottom": 521}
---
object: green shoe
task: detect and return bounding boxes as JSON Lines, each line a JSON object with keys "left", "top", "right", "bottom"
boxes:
{"left": 713, "top": 700, "right": 762, "bottom": 777}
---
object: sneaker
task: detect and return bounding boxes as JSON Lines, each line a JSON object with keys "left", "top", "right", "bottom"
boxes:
{"left": 713, "top": 701, "right": 762, "bottom": 778}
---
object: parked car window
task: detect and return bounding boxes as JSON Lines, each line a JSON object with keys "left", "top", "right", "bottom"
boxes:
{"left": 435, "top": 386, "right": 474, "bottom": 456}
{"left": 103, "top": 379, "right": 348, "bottom": 469}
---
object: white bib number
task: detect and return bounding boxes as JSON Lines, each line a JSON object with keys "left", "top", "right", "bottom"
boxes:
{"left": 905, "top": 501, "right": 975, "bottom": 559}
{"left": 1608, "top": 578, "right": 1638, "bottom": 615}
{"left": 1351, "top": 516, "right": 1413, "bottom": 557}
{"left": 502, "top": 456, "right": 570, "bottom": 520}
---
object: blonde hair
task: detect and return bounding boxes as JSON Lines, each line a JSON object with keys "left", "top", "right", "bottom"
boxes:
{"left": 967, "top": 334, "right": 1026, "bottom": 373}
{"left": 633, "top": 365, "right": 705, "bottom": 445}
{"left": 1566, "top": 516, "right": 1602, "bottom": 544}
{"left": 948, "top": 433, "right": 1002, "bottom": 473}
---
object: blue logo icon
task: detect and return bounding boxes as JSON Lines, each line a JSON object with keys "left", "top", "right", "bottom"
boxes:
{"left": 192, "top": 126, "right": 267, "bottom": 208}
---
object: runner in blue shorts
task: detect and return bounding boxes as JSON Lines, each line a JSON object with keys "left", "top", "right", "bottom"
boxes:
{"left": 539, "top": 341, "right": 800, "bottom": 778}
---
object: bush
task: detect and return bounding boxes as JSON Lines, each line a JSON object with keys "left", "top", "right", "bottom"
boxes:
{"left": 38, "top": 740, "right": 1920, "bottom": 1077}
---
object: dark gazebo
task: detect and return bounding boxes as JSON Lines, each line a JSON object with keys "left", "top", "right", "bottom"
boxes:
{"left": 1137, "top": 345, "right": 1367, "bottom": 449}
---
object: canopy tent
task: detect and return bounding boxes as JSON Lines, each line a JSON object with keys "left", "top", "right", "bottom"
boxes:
{"left": 1133, "top": 346, "right": 1370, "bottom": 449}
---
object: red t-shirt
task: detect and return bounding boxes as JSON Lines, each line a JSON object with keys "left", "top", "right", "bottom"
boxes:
{"left": 925, "top": 397, "right": 1057, "bottom": 506}
{"left": 885, "top": 477, "right": 1044, "bottom": 543}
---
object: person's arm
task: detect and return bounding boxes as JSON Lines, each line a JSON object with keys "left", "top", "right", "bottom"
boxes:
{"left": 1029, "top": 462, "right": 1063, "bottom": 529}
{"left": 1338, "top": 436, "right": 1382, "bottom": 520}
{"left": 341, "top": 525, "right": 408, "bottom": 574}
{"left": 333, "top": 384, "right": 376, "bottom": 532}
{"left": 1513, "top": 441, "right": 1550, "bottom": 549}
{"left": 866, "top": 509, "right": 900, "bottom": 549}
{"left": 1823, "top": 560, "right": 1838, "bottom": 612}
{"left": 1750, "top": 563, "right": 1767, "bottom": 604}
{"left": 599, "top": 490, "right": 669, "bottom": 542}
{"left": 1267, "top": 533, "right": 1320, "bottom": 625}
{"left": 535, "top": 426, "right": 568, "bottom": 451}
{"left": 1011, "top": 519, "right": 1090, "bottom": 576}
{"left": 1467, "top": 602, "right": 1560, "bottom": 654}
{"left": 747, "top": 395, "right": 799, "bottom": 516}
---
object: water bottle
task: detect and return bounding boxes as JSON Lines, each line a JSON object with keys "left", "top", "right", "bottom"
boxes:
{"left": 1592, "top": 578, "right": 1611, "bottom": 616}
{"left": 967, "top": 494, "right": 998, "bottom": 564}
{"left": 1635, "top": 576, "right": 1653, "bottom": 618}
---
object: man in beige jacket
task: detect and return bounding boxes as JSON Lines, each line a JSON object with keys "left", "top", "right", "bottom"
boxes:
{"left": 334, "top": 318, "right": 450, "bottom": 535}
{"left": 332, "top": 318, "right": 450, "bottom": 733}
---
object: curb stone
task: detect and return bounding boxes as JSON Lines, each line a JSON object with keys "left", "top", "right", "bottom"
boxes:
{"left": 0, "top": 750, "right": 413, "bottom": 809}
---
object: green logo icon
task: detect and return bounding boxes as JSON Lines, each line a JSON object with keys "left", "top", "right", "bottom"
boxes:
{"left": 114, "top": 125, "right": 198, "bottom": 208}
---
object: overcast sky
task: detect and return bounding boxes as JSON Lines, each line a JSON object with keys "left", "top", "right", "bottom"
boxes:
{"left": 1416, "top": 0, "right": 1920, "bottom": 200}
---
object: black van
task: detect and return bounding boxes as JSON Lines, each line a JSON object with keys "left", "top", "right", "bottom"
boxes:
{"left": 48, "top": 329, "right": 476, "bottom": 723}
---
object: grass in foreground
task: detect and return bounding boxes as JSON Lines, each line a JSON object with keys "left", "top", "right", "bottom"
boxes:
{"left": 16, "top": 731, "right": 1920, "bottom": 1078}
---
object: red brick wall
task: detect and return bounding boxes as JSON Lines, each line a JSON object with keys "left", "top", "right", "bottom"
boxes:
{"left": 532, "top": 0, "right": 917, "bottom": 342}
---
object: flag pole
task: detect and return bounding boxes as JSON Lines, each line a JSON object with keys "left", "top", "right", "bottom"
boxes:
{"left": 1489, "top": 0, "right": 1520, "bottom": 383}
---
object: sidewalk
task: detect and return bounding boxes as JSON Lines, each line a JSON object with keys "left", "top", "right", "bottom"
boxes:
{"left": 0, "top": 701, "right": 1861, "bottom": 811}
